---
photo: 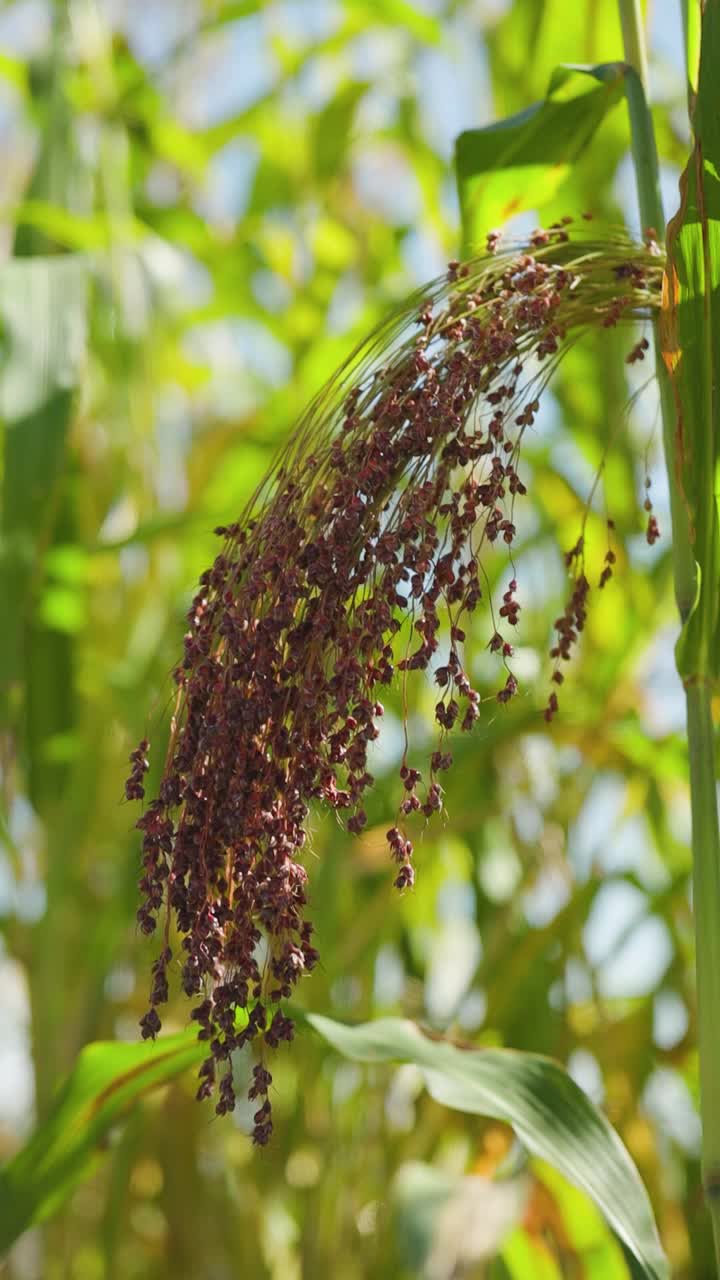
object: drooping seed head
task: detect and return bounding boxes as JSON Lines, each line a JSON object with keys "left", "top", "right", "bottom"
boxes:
{"left": 126, "top": 226, "right": 663, "bottom": 1137}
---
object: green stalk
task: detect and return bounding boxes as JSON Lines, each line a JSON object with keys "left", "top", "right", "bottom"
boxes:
{"left": 619, "top": 0, "right": 650, "bottom": 95}
{"left": 620, "top": 27, "right": 696, "bottom": 616}
{"left": 687, "top": 682, "right": 720, "bottom": 1262}
{"left": 681, "top": 0, "right": 701, "bottom": 108}
{"left": 619, "top": 0, "right": 720, "bottom": 1265}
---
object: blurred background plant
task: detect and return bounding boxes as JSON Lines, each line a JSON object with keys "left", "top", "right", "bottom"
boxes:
{"left": 0, "top": 1, "right": 707, "bottom": 1277}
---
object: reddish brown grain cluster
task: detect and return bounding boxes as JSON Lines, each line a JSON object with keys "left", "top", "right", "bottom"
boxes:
{"left": 644, "top": 477, "right": 660, "bottom": 544}
{"left": 126, "top": 228, "right": 663, "bottom": 1139}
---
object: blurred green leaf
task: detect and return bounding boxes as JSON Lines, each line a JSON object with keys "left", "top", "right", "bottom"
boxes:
{"left": 313, "top": 82, "right": 369, "bottom": 181}
{"left": 393, "top": 1161, "right": 530, "bottom": 1275}
{"left": 487, "top": 0, "right": 628, "bottom": 111}
{"left": 528, "top": 1160, "right": 634, "bottom": 1278}
{"left": 0, "top": 1009, "right": 668, "bottom": 1278}
{"left": 0, "top": 52, "right": 28, "bottom": 95}
{"left": 342, "top": 0, "right": 442, "bottom": 45}
{"left": 0, "top": 255, "right": 86, "bottom": 809}
{"left": 12, "top": 200, "right": 145, "bottom": 251}
{"left": 456, "top": 63, "right": 627, "bottom": 249}
{"left": 0, "top": 1022, "right": 242, "bottom": 1253}
{"left": 501, "top": 1228, "right": 564, "bottom": 1279}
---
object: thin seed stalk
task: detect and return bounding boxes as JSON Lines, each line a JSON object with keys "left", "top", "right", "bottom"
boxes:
{"left": 620, "top": 0, "right": 720, "bottom": 1265}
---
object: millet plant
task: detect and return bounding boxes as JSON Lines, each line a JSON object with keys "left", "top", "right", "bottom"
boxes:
{"left": 122, "top": 0, "right": 720, "bottom": 1269}
{"left": 3, "top": 3, "right": 719, "bottom": 1277}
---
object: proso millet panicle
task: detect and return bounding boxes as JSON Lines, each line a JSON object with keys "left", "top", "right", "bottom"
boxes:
{"left": 126, "top": 226, "right": 663, "bottom": 1140}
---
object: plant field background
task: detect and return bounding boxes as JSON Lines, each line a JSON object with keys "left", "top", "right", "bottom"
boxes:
{"left": 0, "top": 1, "right": 707, "bottom": 1277}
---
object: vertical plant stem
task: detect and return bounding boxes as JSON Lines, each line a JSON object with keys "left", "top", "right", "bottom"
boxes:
{"left": 619, "top": 0, "right": 650, "bottom": 93}
{"left": 688, "top": 682, "right": 720, "bottom": 1260}
{"left": 619, "top": 0, "right": 720, "bottom": 1267}
{"left": 618, "top": 9, "right": 696, "bottom": 615}
{"left": 681, "top": 0, "right": 701, "bottom": 109}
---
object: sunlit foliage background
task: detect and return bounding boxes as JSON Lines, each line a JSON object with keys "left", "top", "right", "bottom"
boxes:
{"left": 0, "top": 1, "right": 706, "bottom": 1276}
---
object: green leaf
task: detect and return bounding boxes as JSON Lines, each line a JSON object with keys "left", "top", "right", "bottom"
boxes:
{"left": 301, "top": 1013, "right": 668, "bottom": 1280}
{"left": 0, "top": 1023, "right": 232, "bottom": 1253}
{"left": 0, "top": 1010, "right": 667, "bottom": 1276}
{"left": 661, "top": 7, "right": 720, "bottom": 684}
{"left": 487, "top": 0, "right": 626, "bottom": 108}
{"left": 455, "top": 63, "right": 627, "bottom": 251}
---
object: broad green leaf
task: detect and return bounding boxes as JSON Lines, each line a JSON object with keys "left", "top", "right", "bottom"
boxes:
{"left": 301, "top": 1013, "right": 668, "bottom": 1280}
{"left": 661, "top": 6, "right": 720, "bottom": 684}
{"left": 455, "top": 63, "right": 627, "bottom": 251}
{"left": 0, "top": 1010, "right": 667, "bottom": 1277}
{"left": 0, "top": 1023, "right": 233, "bottom": 1253}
